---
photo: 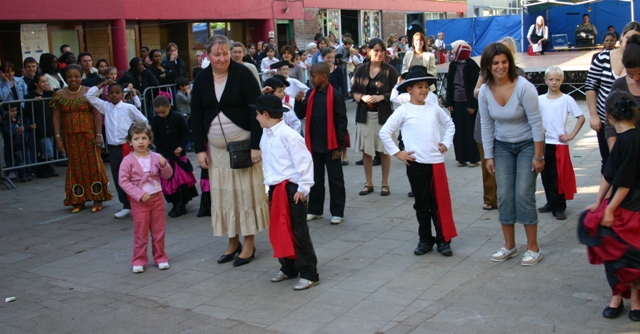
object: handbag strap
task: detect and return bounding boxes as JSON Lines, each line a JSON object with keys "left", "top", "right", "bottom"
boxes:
{"left": 217, "top": 106, "right": 229, "bottom": 148}
{"left": 212, "top": 81, "right": 229, "bottom": 148}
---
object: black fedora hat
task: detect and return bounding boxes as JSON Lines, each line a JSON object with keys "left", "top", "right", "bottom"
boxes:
{"left": 397, "top": 70, "right": 437, "bottom": 93}
{"left": 249, "top": 94, "right": 290, "bottom": 113}
{"left": 271, "top": 74, "right": 290, "bottom": 87}
{"left": 270, "top": 61, "right": 293, "bottom": 69}
{"left": 400, "top": 65, "right": 428, "bottom": 79}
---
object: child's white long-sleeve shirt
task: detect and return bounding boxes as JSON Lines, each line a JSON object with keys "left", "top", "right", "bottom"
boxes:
{"left": 379, "top": 101, "right": 454, "bottom": 164}
{"left": 86, "top": 86, "right": 148, "bottom": 145}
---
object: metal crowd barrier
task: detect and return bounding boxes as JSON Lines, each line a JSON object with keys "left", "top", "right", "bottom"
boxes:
{"left": 140, "top": 83, "right": 177, "bottom": 118}
{"left": 0, "top": 98, "right": 68, "bottom": 189}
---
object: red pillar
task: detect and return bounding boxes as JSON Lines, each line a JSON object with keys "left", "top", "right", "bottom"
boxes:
{"left": 111, "top": 19, "right": 129, "bottom": 77}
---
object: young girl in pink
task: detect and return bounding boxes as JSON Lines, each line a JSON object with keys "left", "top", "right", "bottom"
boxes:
{"left": 119, "top": 122, "right": 173, "bottom": 273}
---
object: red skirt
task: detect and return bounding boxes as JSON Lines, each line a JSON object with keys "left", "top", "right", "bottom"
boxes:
{"left": 578, "top": 200, "right": 640, "bottom": 298}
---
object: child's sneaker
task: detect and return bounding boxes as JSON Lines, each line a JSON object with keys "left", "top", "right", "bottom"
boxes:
{"left": 491, "top": 247, "right": 518, "bottom": 262}
{"left": 132, "top": 265, "right": 144, "bottom": 273}
{"left": 306, "top": 214, "right": 323, "bottom": 221}
{"left": 330, "top": 216, "right": 344, "bottom": 225}
{"left": 521, "top": 249, "right": 543, "bottom": 266}
{"left": 158, "top": 262, "right": 170, "bottom": 270}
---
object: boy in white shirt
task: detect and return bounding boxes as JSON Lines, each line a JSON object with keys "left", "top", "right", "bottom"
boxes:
{"left": 537, "top": 65, "right": 585, "bottom": 220}
{"left": 252, "top": 94, "right": 319, "bottom": 291}
{"left": 271, "top": 62, "right": 309, "bottom": 111}
{"left": 87, "top": 80, "right": 148, "bottom": 219}
{"left": 379, "top": 69, "right": 457, "bottom": 257}
{"left": 263, "top": 76, "right": 302, "bottom": 133}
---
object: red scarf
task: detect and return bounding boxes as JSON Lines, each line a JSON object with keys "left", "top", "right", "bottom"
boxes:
{"left": 269, "top": 181, "right": 297, "bottom": 259}
{"left": 432, "top": 163, "right": 457, "bottom": 242}
{"left": 555, "top": 145, "right": 576, "bottom": 200}
{"left": 304, "top": 84, "right": 338, "bottom": 152}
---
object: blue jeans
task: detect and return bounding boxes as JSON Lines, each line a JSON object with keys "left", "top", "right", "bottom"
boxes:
{"left": 493, "top": 139, "right": 538, "bottom": 225}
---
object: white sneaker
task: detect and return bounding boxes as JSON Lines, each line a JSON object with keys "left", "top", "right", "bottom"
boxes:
{"left": 293, "top": 278, "right": 319, "bottom": 291}
{"left": 330, "top": 216, "right": 343, "bottom": 225}
{"left": 132, "top": 265, "right": 144, "bottom": 273}
{"left": 115, "top": 209, "right": 131, "bottom": 219}
{"left": 7, "top": 172, "right": 16, "bottom": 180}
{"left": 307, "top": 214, "right": 323, "bottom": 221}
{"left": 491, "top": 247, "right": 518, "bottom": 262}
{"left": 158, "top": 262, "right": 170, "bottom": 270}
{"left": 521, "top": 249, "right": 542, "bottom": 266}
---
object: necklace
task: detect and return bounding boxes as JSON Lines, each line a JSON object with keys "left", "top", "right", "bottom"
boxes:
{"left": 632, "top": 79, "right": 640, "bottom": 92}
{"left": 67, "top": 85, "right": 82, "bottom": 94}
{"left": 213, "top": 71, "right": 228, "bottom": 78}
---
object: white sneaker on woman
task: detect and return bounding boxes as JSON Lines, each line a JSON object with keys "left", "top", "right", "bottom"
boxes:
{"left": 491, "top": 247, "right": 518, "bottom": 262}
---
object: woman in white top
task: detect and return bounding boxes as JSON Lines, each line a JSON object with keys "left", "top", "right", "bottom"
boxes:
{"left": 39, "top": 53, "right": 66, "bottom": 90}
{"left": 527, "top": 16, "right": 550, "bottom": 55}
{"left": 401, "top": 32, "right": 437, "bottom": 78}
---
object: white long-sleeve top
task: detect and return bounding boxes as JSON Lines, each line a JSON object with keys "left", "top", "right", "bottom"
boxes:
{"left": 86, "top": 86, "right": 148, "bottom": 145}
{"left": 261, "top": 57, "right": 279, "bottom": 81}
{"left": 282, "top": 105, "right": 302, "bottom": 133}
{"left": 260, "top": 120, "right": 314, "bottom": 195}
{"left": 284, "top": 77, "right": 310, "bottom": 111}
{"left": 379, "top": 101, "right": 455, "bottom": 164}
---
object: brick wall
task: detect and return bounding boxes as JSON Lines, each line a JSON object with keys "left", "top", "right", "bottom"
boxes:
{"left": 292, "top": 8, "right": 322, "bottom": 52}
{"left": 84, "top": 21, "right": 112, "bottom": 65}
{"left": 382, "top": 11, "right": 406, "bottom": 42}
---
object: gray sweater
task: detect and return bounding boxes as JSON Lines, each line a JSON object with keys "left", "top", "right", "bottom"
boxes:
{"left": 478, "top": 77, "right": 544, "bottom": 159}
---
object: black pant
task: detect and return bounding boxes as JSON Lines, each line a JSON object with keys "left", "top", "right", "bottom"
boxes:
{"left": 541, "top": 144, "right": 566, "bottom": 211}
{"left": 452, "top": 102, "right": 480, "bottom": 164}
{"left": 269, "top": 182, "right": 319, "bottom": 281}
{"left": 406, "top": 162, "right": 443, "bottom": 245}
{"left": 308, "top": 151, "right": 345, "bottom": 217}
{"left": 108, "top": 144, "right": 131, "bottom": 209}
{"left": 596, "top": 124, "right": 610, "bottom": 173}
{"left": 531, "top": 34, "right": 550, "bottom": 52}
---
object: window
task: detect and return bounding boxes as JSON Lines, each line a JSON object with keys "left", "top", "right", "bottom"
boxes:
{"left": 361, "top": 10, "right": 382, "bottom": 44}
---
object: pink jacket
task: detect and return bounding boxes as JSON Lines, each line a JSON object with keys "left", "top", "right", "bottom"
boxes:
{"left": 118, "top": 151, "right": 173, "bottom": 202}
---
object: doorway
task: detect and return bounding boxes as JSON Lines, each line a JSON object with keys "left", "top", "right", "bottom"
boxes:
{"left": 341, "top": 10, "right": 359, "bottom": 45}
{"left": 276, "top": 20, "right": 292, "bottom": 51}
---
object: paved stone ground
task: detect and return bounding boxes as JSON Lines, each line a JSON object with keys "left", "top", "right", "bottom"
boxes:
{"left": 1, "top": 98, "right": 639, "bottom": 333}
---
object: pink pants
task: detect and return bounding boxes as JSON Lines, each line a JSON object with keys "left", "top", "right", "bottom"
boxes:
{"left": 130, "top": 194, "right": 168, "bottom": 266}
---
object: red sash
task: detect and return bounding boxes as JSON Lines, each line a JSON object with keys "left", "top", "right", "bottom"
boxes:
{"left": 269, "top": 181, "right": 297, "bottom": 259}
{"left": 555, "top": 145, "right": 576, "bottom": 200}
{"left": 285, "top": 94, "right": 290, "bottom": 104}
{"left": 432, "top": 163, "right": 457, "bottom": 242}
{"left": 304, "top": 85, "right": 338, "bottom": 152}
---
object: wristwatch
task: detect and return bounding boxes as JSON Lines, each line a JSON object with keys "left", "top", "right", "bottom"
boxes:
{"left": 533, "top": 156, "right": 544, "bottom": 162}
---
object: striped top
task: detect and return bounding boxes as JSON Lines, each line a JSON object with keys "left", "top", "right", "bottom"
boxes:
{"left": 585, "top": 50, "right": 615, "bottom": 123}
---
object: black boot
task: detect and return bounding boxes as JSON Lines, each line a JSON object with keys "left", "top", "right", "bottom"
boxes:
{"left": 197, "top": 192, "right": 211, "bottom": 217}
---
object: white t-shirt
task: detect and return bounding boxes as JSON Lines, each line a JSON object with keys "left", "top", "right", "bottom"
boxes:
{"left": 538, "top": 93, "right": 583, "bottom": 145}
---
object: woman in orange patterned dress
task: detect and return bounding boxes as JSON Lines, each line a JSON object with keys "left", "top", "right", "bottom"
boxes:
{"left": 51, "top": 64, "right": 112, "bottom": 213}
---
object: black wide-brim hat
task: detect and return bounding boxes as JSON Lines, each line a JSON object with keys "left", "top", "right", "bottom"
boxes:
{"left": 271, "top": 75, "right": 290, "bottom": 87}
{"left": 249, "top": 94, "right": 290, "bottom": 113}
{"left": 397, "top": 70, "right": 438, "bottom": 93}
{"left": 400, "top": 65, "right": 428, "bottom": 79}
{"left": 270, "top": 61, "right": 294, "bottom": 69}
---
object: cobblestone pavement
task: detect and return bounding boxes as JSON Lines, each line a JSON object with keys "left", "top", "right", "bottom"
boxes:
{"left": 1, "top": 98, "right": 638, "bottom": 333}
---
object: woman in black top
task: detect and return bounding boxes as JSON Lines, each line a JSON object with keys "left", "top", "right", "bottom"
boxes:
{"left": 147, "top": 49, "right": 177, "bottom": 86}
{"left": 190, "top": 35, "right": 268, "bottom": 267}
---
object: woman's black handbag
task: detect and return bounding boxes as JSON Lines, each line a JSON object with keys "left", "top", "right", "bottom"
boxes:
{"left": 217, "top": 109, "right": 253, "bottom": 169}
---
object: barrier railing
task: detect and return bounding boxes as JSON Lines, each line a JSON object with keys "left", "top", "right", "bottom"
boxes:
{"left": 140, "top": 84, "right": 176, "bottom": 118}
{"left": 0, "top": 98, "right": 68, "bottom": 189}
{"left": 0, "top": 83, "right": 180, "bottom": 190}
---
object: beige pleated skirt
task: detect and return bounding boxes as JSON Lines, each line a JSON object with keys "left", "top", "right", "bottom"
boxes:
{"left": 354, "top": 111, "right": 396, "bottom": 156}
{"left": 207, "top": 129, "right": 269, "bottom": 237}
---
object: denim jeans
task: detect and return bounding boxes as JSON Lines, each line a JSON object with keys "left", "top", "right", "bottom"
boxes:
{"left": 493, "top": 139, "right": 538, "bottom": 225}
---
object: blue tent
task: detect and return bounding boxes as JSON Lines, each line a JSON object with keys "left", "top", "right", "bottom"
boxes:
{"left": 425, "top": 15, "right": 522, "bottom": 56}
{"left": 523, "top": 0, "right": 637, "bottom": 47}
